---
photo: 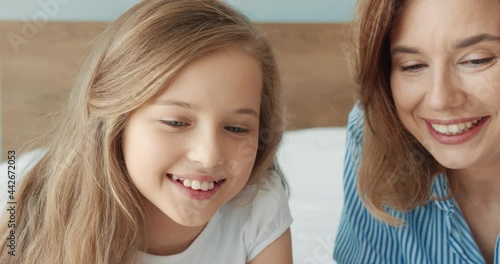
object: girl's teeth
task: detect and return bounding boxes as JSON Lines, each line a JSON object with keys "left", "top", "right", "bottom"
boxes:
{"left": 183, "top": 179, "right": 192, "bottom": 187}
{"left": 201, "top": 181, "right": 209, "bottom": 191}
{"left": 191, "top": 180, "right": 202, "bottom": 190}
{"left": 170, "top": 174, "right": 216, "bottom": 191}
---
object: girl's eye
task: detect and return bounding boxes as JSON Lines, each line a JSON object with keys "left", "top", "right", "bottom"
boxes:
{"left": 161, "top": 120, "right": 188, "bottom": 127}
{"left": 460, "top": 57, "right": 496, "bottom": 67}
{"left": 225, "top": 126, "right": 250, "bottom": 134}
{"left": 400, "top": 64, "right": 427, "bottom": 72}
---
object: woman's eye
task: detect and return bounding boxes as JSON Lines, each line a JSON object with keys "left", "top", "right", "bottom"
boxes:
{"left": 161, "top": 120, "right": 188, "bottom": 127}
{"left": 461, "top": 57, "right": 496, "bottom": 67}
{"left": 225, "top": 126, "right": 250, "bottom": 134}
{"left": 400, "top": 64, "right": 426, "bottom": 72}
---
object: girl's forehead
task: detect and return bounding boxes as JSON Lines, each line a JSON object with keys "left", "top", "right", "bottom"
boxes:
{"left": 145, "top": 48, "right": 262, "bottom": 111}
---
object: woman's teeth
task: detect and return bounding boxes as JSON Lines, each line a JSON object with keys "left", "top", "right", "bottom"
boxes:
{"left": 171, "top": 174, "right": 216, "bottom": 191}
{"left": 431, "top": 117, "right": 482, "bottom": 135}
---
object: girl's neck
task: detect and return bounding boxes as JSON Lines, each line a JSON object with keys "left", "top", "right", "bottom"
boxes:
{"left": 144, "top": 201, "right": 206, "bottom": 256}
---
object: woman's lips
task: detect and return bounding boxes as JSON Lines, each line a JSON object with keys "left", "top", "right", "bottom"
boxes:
{"left": 425, "top": 116, "right": 489, "bottom": 145}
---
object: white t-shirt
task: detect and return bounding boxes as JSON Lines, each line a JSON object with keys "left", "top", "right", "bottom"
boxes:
{"left": 0, "top": 151, "right": 292, "bottom": 263}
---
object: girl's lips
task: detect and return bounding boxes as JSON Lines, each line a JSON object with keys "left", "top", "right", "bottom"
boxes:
{"left": 426, "top": 116, "right": 489, "bottom": 145}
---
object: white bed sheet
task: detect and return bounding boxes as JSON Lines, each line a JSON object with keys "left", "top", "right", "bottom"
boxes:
{"left": 0, "top": 127, "right": 347, "bottom": 264}
{"left": 278, "top": 127, "right": 346, "bottom": 264}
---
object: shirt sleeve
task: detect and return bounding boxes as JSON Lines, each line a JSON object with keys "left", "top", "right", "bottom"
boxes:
{"left": 333, "top": 103, "right": 403, "bottom": 263}
{"left": 244, "top": 170, "right": 293, "bottom": 261}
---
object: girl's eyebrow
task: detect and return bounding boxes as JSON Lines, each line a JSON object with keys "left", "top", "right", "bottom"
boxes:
{"left": 232, "top": 108, "right": 259, "bottom": 118}
{"left": 154, "top": 99, "right": 259, "bottom": 118}
{"left": 453, "top": 33, "right": 500, "bottom": 49}
{"left": 154, "top": 99, "right": 193, "bottom": 109}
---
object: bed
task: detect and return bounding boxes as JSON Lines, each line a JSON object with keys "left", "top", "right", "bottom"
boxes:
{"left": 0, "top": 22, "right": 356, "bottom": 263}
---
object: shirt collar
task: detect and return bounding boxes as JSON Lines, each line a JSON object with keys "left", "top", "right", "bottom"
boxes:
{"left": 430, "top": 173, "right": 457, "bottom": 214}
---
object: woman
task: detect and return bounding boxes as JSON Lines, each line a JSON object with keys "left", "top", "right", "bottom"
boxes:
{"left": 334, "top": 0, "right": 500, "bottom": 263}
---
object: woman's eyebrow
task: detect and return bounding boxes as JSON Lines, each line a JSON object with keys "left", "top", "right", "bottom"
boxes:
{"left": 454, "top": 33, "right": 500, "bottom": 49}
{"left": 390, "top": 34, "right": 500, "bottom": 55}
{"left": 390, "top": 46, "right": 421, "bottom": 55}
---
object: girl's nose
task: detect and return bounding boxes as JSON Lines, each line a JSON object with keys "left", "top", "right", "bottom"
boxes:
{"left": 187, "top": 129, "right": 225, "bottom": 168}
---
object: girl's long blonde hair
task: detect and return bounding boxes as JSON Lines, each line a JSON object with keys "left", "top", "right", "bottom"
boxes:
{"left": 0, "top": 1, "right": 284, "bottom": 263}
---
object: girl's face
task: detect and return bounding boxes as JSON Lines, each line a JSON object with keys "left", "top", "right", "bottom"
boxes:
{"left": 390, "top": 0, "right": 500, "bottom": 170}
{"left": 122, "top": 48, "right": 262, "bottom": 227}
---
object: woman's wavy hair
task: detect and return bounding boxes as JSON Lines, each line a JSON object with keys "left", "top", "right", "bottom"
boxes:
{"left": 352, "top": 0, "right": 444, "bottom": 225}
{"left": 0, "top": 0, "right": 285, "bottom": 263}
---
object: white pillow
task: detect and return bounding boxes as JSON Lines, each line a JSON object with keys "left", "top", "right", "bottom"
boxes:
{"left": 277, "top": 127, "right": 346, "bottom": 264}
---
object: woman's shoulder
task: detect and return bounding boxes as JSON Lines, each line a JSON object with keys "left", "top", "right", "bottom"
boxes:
{"left": 346, "top": 102, "right": 365, "bottom": 144}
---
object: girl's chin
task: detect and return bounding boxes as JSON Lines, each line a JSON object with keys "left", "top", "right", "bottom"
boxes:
{"left": 167, "top": 211, "right": 213, "bottom": 227}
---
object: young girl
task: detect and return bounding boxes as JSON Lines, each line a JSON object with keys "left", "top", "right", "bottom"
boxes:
{"left": 334, "top": 0, "right": 500, "bottom": 263}
{"left": 0, "top": 1, "right": 293, "bottom": 263}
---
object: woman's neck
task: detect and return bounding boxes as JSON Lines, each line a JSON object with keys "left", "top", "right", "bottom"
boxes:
{"left": 448, "top": 167, "right": 500, "bottom": 205}
{"left": 448, "top": 167, "right": 500, "bottom": 264}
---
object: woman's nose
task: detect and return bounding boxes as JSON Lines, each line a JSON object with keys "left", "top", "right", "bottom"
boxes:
{"left": 426, "top": 69, "right": 467, "bottom": 111}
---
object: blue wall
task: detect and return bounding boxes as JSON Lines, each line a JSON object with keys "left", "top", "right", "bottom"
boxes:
{"left": 227, "top": 0, "right": 356, "bottom": 22}
{"left": 0, "top": 0, "right": 355, "bottom": 22}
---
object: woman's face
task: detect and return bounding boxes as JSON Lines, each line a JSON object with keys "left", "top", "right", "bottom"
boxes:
{"left": 122, "top": 48, "right": 262, "bottom": 227}
{"left": 390, "top": 0, "right": 500, "bottom": 170}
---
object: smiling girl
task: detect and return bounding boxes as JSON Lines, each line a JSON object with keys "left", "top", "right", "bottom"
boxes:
{"left": 0, "top": 1, "right": 292, "bottom": 263}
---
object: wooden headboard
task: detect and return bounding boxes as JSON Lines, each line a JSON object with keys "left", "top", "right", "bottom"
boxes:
{"left": 0, "top": 22, "right": 356, "bottom": 157}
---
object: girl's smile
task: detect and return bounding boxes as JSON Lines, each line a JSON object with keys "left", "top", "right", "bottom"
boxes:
{"left": 166, "top": 173, "right": 226, "bottom": 200}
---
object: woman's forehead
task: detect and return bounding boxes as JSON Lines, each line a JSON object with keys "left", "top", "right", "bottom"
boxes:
{"left": 390, "top": 0, "right": 500, "bottom": 46}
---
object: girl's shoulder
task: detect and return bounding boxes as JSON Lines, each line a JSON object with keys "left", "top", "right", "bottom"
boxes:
{"left": 223, "top": 170, "right": 290, "bottom": 216}
{"left": 217, "top": 170, "right": 292, "bottom": 259}
{"left": 220, "top": 169, "right": 291, "bottom": 224}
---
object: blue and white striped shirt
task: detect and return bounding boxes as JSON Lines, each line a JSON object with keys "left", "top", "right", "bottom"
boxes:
{"left": 334, "top": 104, "right": 500, "bottom": 264}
